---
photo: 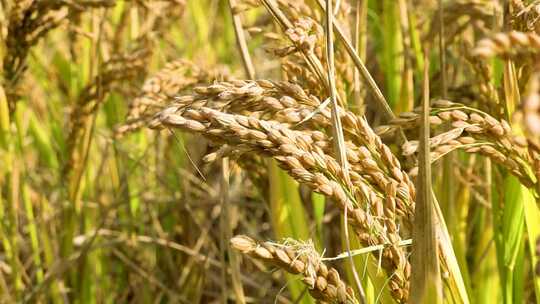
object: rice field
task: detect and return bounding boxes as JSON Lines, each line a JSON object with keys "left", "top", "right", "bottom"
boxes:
{"left": 1, "top": 0, "right": 540, "bottom": 303}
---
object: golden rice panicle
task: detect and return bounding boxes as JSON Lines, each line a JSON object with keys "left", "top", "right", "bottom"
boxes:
{"left": 149, "top": 80, "right": 415, "bottom": 222}
{"left": 462, "top": 41, "right": 501, "bottom": 110}
{"left": 240, "top": 0, "right": 352, "bottom": 99}
{"left": 230, "top": 235, "right": 359, "bottom": 304}
{"left": 114, "top": 59, "right": 230, "bottom": 137}
{"left": 472, "top": 31, "right": 540, "bottom": 59}
{"left": 378, "top": 101, "right": 536, "bottom": 186}
{"left": 150, "top": 103, "right": 411, "bottom": 302}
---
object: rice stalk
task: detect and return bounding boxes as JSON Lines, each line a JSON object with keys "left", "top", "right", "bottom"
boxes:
{"left": 324, "top": 0, "right": 365, "bottom": 300}
{"left": 409, "top": 51, "right": 442, "bottom": 303}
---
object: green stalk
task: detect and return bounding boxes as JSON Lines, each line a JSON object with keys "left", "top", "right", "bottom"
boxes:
{"left": 0, "top": 85, "right": 8, "bottom": 148}
{"left": 492, "top": 175, "right": 526, "bottom": 303}
{"left": 407, "top": 8, "right": 424, "bottom": 81}
{"left": 499, "top": 52, "right": 539, "bottom": 303}
{"left": 22, "top": 183, "right": 43, "bottom": 283}
{"left": 471, "top": 160, "right": 500, "bottom": 303}
{"left": 38, "top": 196, "right": 63, "bottom": 304}
{"left": 396, "top": 0, "right": 414, "bottom": 113}
{"left": 0, "top": 78, "right": 23, "bottom": 298}
{"left": 379, "top": 0, "right": 403, "bottom": 109}
{"left": 311, "top": 192, "right": 325, "bottom": 249}
{"left": 64, "top": 11, "right": 105, "bottom": 303}
{"left": 0, "top": 88, "right": 9, "bottom": 261}
{"left": 523, "top": 190, "right": 540, "bottom": 303}
{"left": 28, "top": 114, "right": 57, "bottom": 169}
{"left": 14, "top": 107, "right": 44, "bottom": 284}
{"left": 6, "top": 158, "right": 23, "bottom": 300}
{"left": 447, "top": 176, "right": 472, "bottom": 294}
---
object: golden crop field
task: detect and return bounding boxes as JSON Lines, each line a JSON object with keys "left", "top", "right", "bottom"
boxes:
{"left": 1, "top": 0, "right": 540, "bottom": 303}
